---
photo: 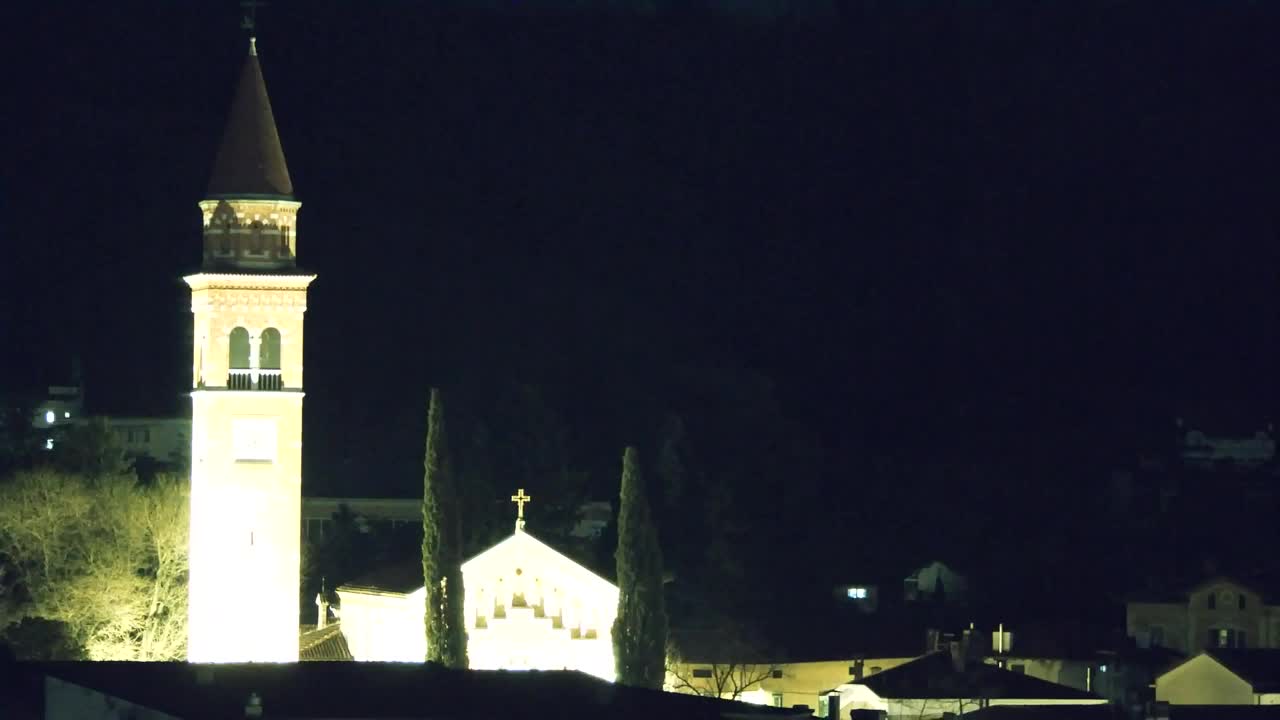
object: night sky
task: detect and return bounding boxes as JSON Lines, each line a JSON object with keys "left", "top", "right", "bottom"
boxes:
{"left": 6, "top": 1, "right": 1280, "bottom": 629}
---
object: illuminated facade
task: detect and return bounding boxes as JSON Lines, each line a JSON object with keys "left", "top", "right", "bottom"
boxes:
{"left": 337, "top": 502, "right": 619, "bottom": 680}
{"left": 186, "top": 36, "right": 315, "bottom": 663}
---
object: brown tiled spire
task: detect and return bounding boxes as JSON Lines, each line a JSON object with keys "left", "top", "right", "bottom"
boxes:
{"left": 207, "top": 38, "right": 293, "bottom": 199}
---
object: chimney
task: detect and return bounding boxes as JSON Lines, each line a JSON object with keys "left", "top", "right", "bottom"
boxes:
{"left": 316, "top": 592, "right": 329, "bottom": 629}
{"left": 851, "top": 658, "right": 865, "bottom": 681}
{"left": 245, "top": 692, "right": 263, "bottom": 719}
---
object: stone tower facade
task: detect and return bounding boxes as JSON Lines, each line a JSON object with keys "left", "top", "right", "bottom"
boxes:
{"left": 186, "top": 38, "right": 315, "bottom": 662}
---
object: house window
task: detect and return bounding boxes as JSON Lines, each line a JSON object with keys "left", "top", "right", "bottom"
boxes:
{"left": 1011, "top": 664, "right": 1026, "bottom": 674}
{"left": 1209, "top": 628, "right": 1247, "bottom": 649}
{"left": 847, "top": 587, "right": 868, "bottom": 599}
{"left": 771, "top": 669, "right": 783, "bottom": 679}
{"left": 1208, "top": 593, "right": 1217, "bottom": 610}
{"left": 1240, "top": 594, "right": 1247, "bottom": 610}
{"left": 870, "top": 666, "right": 882, "bottom": 674}
{"left": 1150, "top": 626, "right": 1165, "bottom": 648}
{"left": 692, "top": 668, "right": 712, "bottom": 679}
{"left": 771, "top": 693, "right": 784, "bottom": 707}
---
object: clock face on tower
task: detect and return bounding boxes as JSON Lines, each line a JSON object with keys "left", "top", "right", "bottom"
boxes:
{"left": 232, "top": 417, "right": 278, "bottom": 462}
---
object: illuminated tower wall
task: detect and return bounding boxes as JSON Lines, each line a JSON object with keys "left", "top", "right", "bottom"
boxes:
{"left": 186, "top": 38, "right": 314, "bottom": 663}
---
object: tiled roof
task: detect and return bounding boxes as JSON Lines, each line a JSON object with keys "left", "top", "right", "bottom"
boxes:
{"left": 299, "top": 624, "right": 353, "bottom": 661}
{"left": 856, "top": 651, "right": 1101, "bottom": 700}
{"left": 17, "top": 662, "right": 810, "bottom": 720}
{"left": 340, "top": 529, "right": 612, "bottom": 596}
{"left": 207, "top": 42, "right": 293, "bottom": 199}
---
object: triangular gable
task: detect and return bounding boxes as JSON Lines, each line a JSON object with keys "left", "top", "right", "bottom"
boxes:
{"left": 462, "top": 530, "right": 617, "bottom": 599}
{"left": 1156, "top": 652, "right": 1257, "bottom": 704}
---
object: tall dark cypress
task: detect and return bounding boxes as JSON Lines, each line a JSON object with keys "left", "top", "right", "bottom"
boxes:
{"left": 422, "top": 388, "right": 467, "bottom": 667}
{"left": 612, "top": 446, "right": 668, "bottom": 687}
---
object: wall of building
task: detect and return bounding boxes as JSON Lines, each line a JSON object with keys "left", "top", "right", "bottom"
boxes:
{"left": 335, "top": 589, "right": 425, "bottom": 662}
{"left": 1127, "top": 602, "right": 1190, "bottom": 653}
{"left": 1156, "top": 655, "right": 1254, "bottom": 705}
{"left": 668, "top": 657, "right": 918, "bottom": 710}
{"left": 107, "top": 417, "right": 190, "bottom": 465}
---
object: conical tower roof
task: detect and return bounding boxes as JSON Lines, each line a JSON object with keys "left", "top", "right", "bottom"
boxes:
{"left": 207, "top": 40, "right": 293, "bottom": 199}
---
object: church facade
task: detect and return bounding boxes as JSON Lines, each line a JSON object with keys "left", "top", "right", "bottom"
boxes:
{"left": 338, "top": 493, "right": 619, "bottom": 680}
{"left": 186, "top": 36, "right": 314, "bottom": 663}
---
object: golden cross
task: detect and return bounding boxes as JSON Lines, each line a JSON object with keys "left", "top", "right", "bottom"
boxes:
{"left": 511, "top": 488, "right": 532, "bottom": 519}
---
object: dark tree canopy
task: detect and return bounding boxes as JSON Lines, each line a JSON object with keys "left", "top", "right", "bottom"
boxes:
{"left": 422, "top": 388, "right": 467, "bottom": 668}
{"left": 612, "top": 446, "right": 667, "bottom": 688}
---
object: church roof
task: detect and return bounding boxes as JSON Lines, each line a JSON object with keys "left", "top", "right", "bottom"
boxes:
{"left": 298, "top": 624, "right": 353, "bottom": 661}
{"left": 206, "top": 40, "right": 293, "bottom": 199}
{"left": 338, "top": 529, "right": 614, "bottom": 596}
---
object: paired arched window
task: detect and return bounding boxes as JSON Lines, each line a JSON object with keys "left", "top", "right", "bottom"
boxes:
{"left": 259, "top": 328, "right": 281, "bottom": 370}
{"left": 229, "top": 327, "right": 251, "bottom": 369}
{"left": 226, "top": 326, "right": 283, "bottom": 390}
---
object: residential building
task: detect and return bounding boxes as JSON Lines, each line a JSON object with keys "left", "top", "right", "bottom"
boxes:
{"left": 302, "top": 497, "right": 421, "bottom": 542}
{"left": 1128, "top": 578, "right": 1280, "bottom": 654}
{"left": 826, "top": 649, "right": 1107, "bottom": 720}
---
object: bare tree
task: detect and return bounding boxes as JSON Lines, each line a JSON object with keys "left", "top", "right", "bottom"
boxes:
{"left": 0, "top": 469, "right": 188, "bottom": 660}
{"left": 665, "top": 626, "right": 782, "bottom": 701}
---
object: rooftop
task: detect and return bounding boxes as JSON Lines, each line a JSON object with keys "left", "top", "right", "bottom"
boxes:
{"left": 206, "top": 40, "right": 293, "bottom": 199}
{"left": 13, "top": 662, "right": 809, "bottom": 720}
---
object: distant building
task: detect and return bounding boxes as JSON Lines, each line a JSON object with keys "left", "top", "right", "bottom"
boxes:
{"left": 31, "top": 385, "right": 83, "bottom": 450}
{"left": 823, "top": 649, "right": 1106, "bottom": 720}
{"left": 905, "top": 561, "right": 970, "bottom": 605}
{"left": 1127, "top": 577, "right": 1280, "bottom": 654}
{"left": 833, "top": 583, "right": 881, "bottom": 613}
{"left": 23, "top": 383, "right": 189, "bottom": 471}
{"left": 1177, "top": 419, "right": 1276, "bottom": 470}
{"left": 301, "top": 497, "right": 421, "bottom": 542}
{"left": 101, "top": 416, "right": 190, "bottom": 469}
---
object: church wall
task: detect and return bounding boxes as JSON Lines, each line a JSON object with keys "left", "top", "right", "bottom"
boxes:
{"left": 336, "top": 589, "right": 426, "bottom": 662}
{"left": 336, "top": 530, "right": 620, "bottom": 678}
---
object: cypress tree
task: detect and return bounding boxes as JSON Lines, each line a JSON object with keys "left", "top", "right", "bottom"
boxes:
{"left": 422, "top": 388, "right": 467, "bottom": 667}
{"left": 612, "top": 446, "right": 668, "bottom": 688}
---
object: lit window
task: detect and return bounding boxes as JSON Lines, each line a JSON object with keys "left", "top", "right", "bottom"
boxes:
{"left": 63, "top": 411, "right": 70, "bottom": 418}
{"left": 45, "top": 438, "right": 54, "bottom": 450}
{"left": 847, "top": 587, "right": 868, "bottom": 599}
{"left": 45, "top": 410, "right": 55, "bottom": 424}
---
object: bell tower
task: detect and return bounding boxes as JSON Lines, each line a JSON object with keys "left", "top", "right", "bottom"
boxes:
{"left": 186, "top": 33, "right": 314, "bottom": 662}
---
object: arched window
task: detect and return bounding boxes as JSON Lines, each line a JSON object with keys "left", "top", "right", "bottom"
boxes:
{"left": 229, "top": 327, "right": 250, "bottom": 368}
{"left": 250, "top": 222, "right": 264, "bottom": 254}
{"left": 228, "top": 327, "right": 251, "bottom": 390}
{"left": 259, "top": 328, "right": 281, "bottom": 369}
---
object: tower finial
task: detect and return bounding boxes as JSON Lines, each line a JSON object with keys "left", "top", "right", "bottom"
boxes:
{"left": 511, "top": 488, "right": 532, "bottom": 532}
{"left": 240, "top": 0, "right": 265, "bottom": 55}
